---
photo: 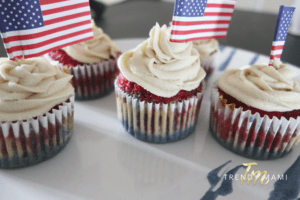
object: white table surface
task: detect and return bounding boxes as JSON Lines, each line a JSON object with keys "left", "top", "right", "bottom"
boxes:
{"left": 1, "top": 38, "right": 300, "bottom": 200}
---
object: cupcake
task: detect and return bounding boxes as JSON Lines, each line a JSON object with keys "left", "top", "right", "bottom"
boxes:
{"left": 0, "top": 57, "right": 74, "bottom": 168}
{"left": 193, "top": 39, "right": 219, "bottom": 76}
{"left": 115, "top": 23, "right": 206, "bottom": 143}
{"left": 46, "top": 21, "right": 121, "bottom": 100}
{"left": 210, "top": 58, "right": 300, "bottom": 160}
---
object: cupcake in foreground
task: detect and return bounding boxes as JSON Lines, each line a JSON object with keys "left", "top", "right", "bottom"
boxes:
{"left": 115, "top": 23, "right": 206, "bottom": 143}
{"left": 0, "top": 57, "right": 74, "bottom": 168}
{"left": 193, "top": 39, "right": 219, "bottom": 76}
{"left": 47, "top": 21, "right": 121, "bottom": 100}
{"left": 210, "top": 58, "right": 300, "bottom": 160}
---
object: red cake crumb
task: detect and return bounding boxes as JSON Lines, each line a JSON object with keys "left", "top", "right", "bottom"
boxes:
{"left": 48, "top": 49, "right": 84, "bottom": 67}
{"left": 48, "top": 49, "right": 121, "bottom": 67}
{"left": 218, "top": 87, "right": 300, "bottom": 120}
{"left": 116, "top": 72, "right": 203, "bottom": 104}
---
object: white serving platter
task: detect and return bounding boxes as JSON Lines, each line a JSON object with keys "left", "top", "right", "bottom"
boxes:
{"left": 1, "top": 38, "right": 299, "bottom": 200}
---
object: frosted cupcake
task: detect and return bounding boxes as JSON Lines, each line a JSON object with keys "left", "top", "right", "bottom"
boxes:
{"left": 210, "top": 58, "right": 300, "bottom": 160}
{"left": 0, "top": 57, "right": 74, "bottom": 168}
{"left": 193, "top": 39, "right": 219, "bottom": 76}
{"left": 115, "top": 23, "right": 206, "bottom": 143}
{"left": 47, "top": 21, "right": 121, "bottom": 100}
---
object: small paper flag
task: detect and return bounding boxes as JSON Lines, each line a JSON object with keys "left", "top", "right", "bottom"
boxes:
{"left": 0, "top": 0, "right": 94, "bottom": 60}
{"left": 170, "top": 0, "right": 237, "bottom": 43}
{"left": 269, "top": 6, "right": 295, "bottom": 66}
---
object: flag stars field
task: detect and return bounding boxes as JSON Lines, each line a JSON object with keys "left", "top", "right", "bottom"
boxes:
{"left": 0, "top": 0, "right": 94, "bottom": 60}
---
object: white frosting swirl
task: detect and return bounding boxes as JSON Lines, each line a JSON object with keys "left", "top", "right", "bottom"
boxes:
{"left": 0, "top": 57, "right": 74, "bottom": 121}
{"left": 118, "top": 23, "right": 206, "bottom": 97}
{"left": 218, "top": 58, "right": 300, "bottom": 112}
{"left": 193, "top": 39, "right": 219, "bottom": 60}
{"left": 64, "top": 21, "right": 120, "bottom": 64}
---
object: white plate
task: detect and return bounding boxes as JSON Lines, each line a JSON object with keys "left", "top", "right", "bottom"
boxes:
{"left": 1, "top": 38, "right": 300, "bottom": 200}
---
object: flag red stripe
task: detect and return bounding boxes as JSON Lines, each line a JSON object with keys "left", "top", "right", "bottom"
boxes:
{"left": 3, "top": 20, "right": 92, "bottom": 43}
{"left": 5, "top": 28, "right": 93, "bottom": 53}
{"left": 42, "top": 2, "right": 90, "bottom": 15}
{"left": 204, "top": 12, "right": 233, "bottom": 16}
{"left": 270, "top": 54, "right": 282, "bottom": 59}
{"left": 170, "top": 35, "right": 226, "bottom": 43}
{"left": 44, "top": 11, "right": 91, "bottom": 26}
{"left": 12, "top": 36, "right": 94, "bottom": 59}
{"left": 40, "top": 0, "right": 68, "bottom": 5}
{"left": 171, "top": 28, "right": 228, "bottom": 35}
{"left": 172, "top": 20, "right": 230, "bottom": 26}
{"left": 271, "top": 45, "right": 284, "bottom": 50}
{"left": 206, "top": 3, "right": 235, "bottom": 9}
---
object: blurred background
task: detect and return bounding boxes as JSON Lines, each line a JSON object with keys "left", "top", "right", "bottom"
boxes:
{"left": 86, "top": 0, "right": 300, "bottom": 67}
{"left": 97, "top": 0, "right": 296, "bottom": 13}
{"left": 0, "top": 0, "right": 299, "bottom": 66}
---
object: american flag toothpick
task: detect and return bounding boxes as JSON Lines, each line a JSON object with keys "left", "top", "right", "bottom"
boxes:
{"left": 170, "top": 0, "right": 237, "bottom": 43}
{"left": 0, "top": 0, "right": 94, "bottom": 60}
{"left": 269, "top": 6, "right": 295, "bottom": 66}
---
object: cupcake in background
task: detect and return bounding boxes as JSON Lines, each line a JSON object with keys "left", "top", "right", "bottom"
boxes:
{"left": 47, "top": 21, "right": 121, "bottom": 100}
{"left": 210, "top": 58, "right": 300, "bottom": 160}
{"left": 116, "top": 23, "right": 206, "bottom": 144}
{"left": 193, "top": 39, "right": 219, "bottom": 76}
{"left": 0, "top": 57, "right": 74, "bottom": 168}
{"left": 168, "top": 22, "right": 219, "bottom": 76}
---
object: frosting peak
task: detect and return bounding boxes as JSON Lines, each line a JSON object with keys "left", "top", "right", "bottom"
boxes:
{"left": 63, "top": 21, "right": 120, "bottom": 64}
{"left": 0, "top": 57, "right": 74, "bottom": 121}
{"left": 118, "top": 23, "right": 206, "bottom": 97}
{"left": 218, "top": 59, "right": 300, "bottom": 112}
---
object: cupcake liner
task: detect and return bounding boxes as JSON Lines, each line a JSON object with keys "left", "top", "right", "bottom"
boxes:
{"left": 0, "top": 94, "right": 75, "bottom": 169}
{"left": 115, "top": 81, "right": 204, "bottom": 143}
{"left": 45, "top": 54, "right": 118, "bottom": 100}
{"left": 210, "top": 86, "right": 300, "bottom": 160}
{"left": 201, "top": 51, "right": 219, "bottom": 77}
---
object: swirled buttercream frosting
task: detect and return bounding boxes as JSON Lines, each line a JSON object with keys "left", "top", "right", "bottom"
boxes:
{"left": 63, "top": 21, "right": 120, "bottom": 64}
{"left": 218, "top": 58, "right": 300, "bottom": 112}
{"left": 118, "top": 23, "right": 206, "bottom": 97}
{"left": 193, "top": 39, "right": 218, "bottom": 60}
{"left": 0, "top": 57, "right": 74, "bottom": 121}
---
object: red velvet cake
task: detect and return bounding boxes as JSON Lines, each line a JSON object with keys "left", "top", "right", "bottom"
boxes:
{"left": 116, "top": 72, "right": 204, "bottom": 104}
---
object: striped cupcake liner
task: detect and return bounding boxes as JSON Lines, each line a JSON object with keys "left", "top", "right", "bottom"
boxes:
{"left": 201, "top": 51, "right": 219, "bottom": 77}
{"left": 45, "top": 54, "right": 119, "bottom": 100}
{"left": 115, "top": 81, "right": 204, "bottom": 144}
{"left": 0, "top": 94, "right": 75, "bottom": 169}
{"left": 210, "top": 87, "right": 300, "bottom": 160}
